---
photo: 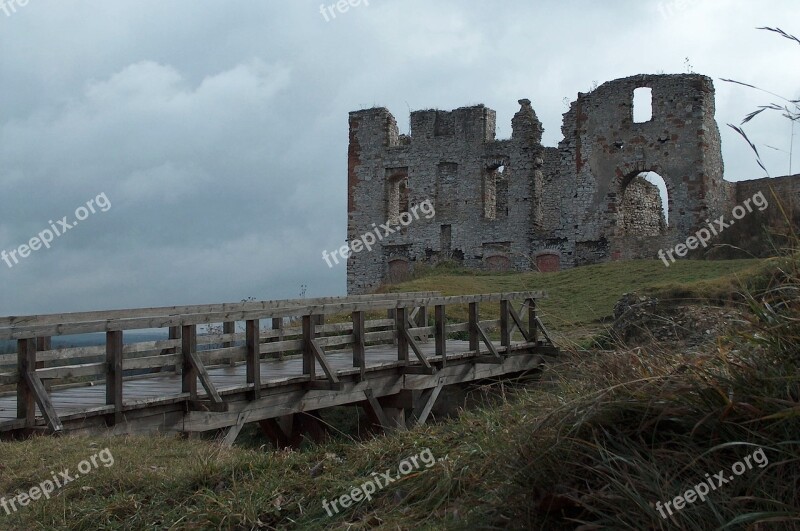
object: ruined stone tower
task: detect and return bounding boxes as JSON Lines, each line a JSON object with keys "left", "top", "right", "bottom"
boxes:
{"left": 345, "top": 73, "right": 787, "bottom": 294}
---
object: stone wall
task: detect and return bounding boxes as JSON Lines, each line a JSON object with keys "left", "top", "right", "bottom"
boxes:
{"left": 346, "top": 74, "right": 800, "bottom": 294}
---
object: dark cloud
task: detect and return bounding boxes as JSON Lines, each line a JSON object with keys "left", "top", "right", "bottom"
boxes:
{"left": 0, "top": 0, "right": 797, "bottom": 314}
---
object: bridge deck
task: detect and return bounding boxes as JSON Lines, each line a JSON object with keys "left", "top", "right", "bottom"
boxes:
{"left": 0, "top": 340, "right": 501, "bottom": 428}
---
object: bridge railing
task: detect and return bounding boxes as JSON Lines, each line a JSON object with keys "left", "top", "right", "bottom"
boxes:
{"left": 0, "top": 291, "right": 551, "bottom": 433}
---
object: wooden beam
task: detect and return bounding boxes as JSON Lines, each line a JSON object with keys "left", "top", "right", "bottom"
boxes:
{"left": 508, "top": 304, "right": 532, "bottom": 343}
{"left": 435, "top": 305, "right": 446, "bottom": 365}
{"left": 35, "top": 337, "right": 50, "bottom": 370}
{"left": 106, "top": 330, "right": 123, "bottom": 425}
{"left": 221, "top": 412, "right": 248, "bottom": 448}
{"left": 469, "top": 302, "right": 480, "bottom": 353}
{"left": 476, "top": 323, "right": 502, "bottom": 361}
{"left": 352, "top": 311, "right": 366, "bottom": 380}
{"left": 309, "top": 339, "right": 340, "bottom": 385}
{"left": 22, "top": 371, "right": 63, "bottom": 433}
{"left": 528, "top": 298, "right": 538, "bottom": 345}
{"left": 182, "top": 325, "right": 198, "bottom": 398}
{"left": 409, "top": 379, "right": 444, "bottom": 427}
{"left": 302, "top": 315, "right": 316, "bottom": 379}
{"left": 400, "top": 327, "right": 433, "bottom": 370}
{"left": 246, "top": 319, "right": 261, "bottom": 400}
{"left": 183, "top": 325, "right": 224, "bottom": 405}
{"left": 17, "top": 338, "right": 36, "bottom": 427}
{"left": 363, "top": 389, "right": 391, "bottom": 431}
{"left": 535, "top": 316, "right": 555, "bottom": 346}
{"left": 417, "top": 306, "right": 429, "bottom": 342}
{"left": 500, "top": 299, "right": 511, "bottom": 348}
{"left": 397, "top": 307, "right": 409, "bottom": 363}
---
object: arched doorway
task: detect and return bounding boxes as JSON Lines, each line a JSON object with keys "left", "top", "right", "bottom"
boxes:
{"left": 618, "top": 172, "right": 668, "bottom": 236}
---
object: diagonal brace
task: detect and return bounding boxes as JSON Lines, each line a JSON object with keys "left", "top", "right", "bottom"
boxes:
{"left": 508, "top": 304, "right": 532, "bottom": 343}
{"left": 185, "top": 350, "right": 224, "bottom": 405}
{"left": 23, "top": 372, "right": 62, "bottom": 433}
{"left": 400, "top": 326, "right": 433, "bottom": 370}
{"left": 310, "top": 339, "right": 340, "bottom": 384}
{"left": 476, "top": 323, "right": 503, "bottom": 361}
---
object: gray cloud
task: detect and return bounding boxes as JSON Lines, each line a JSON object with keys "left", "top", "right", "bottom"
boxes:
{"left": 0, "top": 0, "right": 797, "bottom": 314}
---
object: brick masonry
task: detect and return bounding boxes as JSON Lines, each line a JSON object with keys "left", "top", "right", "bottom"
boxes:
{"left": 346, "top": 74, "right": 800, "bottom": 294}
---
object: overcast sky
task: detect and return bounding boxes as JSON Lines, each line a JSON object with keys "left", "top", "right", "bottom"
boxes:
{"left": 0, "top": 0, "right": 797, "bottom": 316}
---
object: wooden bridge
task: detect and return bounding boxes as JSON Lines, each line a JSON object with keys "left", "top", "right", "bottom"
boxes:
{"left": 0, "top": 291, "right": 557, "bottom": 445}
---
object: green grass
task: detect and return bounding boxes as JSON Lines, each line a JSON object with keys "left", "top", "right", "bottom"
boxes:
{"left": 386, "top": 259, "right": 765, "bottom": 334}
{"left": 1, "top": 256, "right": 796, "bottom": 530}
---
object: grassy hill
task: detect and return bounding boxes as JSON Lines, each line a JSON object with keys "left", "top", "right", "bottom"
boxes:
{"left": 1, "top": 257, "right": 797, "bottom": 530}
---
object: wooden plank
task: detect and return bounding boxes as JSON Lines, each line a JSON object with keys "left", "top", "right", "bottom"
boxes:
{"left": 37, "top": 362, "right": 106, "bottom": 380}
{"left": 261, "top": 338, "right": 303, "bottom": 355}
{"left": 246, "top": 320, "right": 261, "bottom": 400}
{"left": 106, "top": 331, "right": 123, "bottom": 425}
{"left": 0, "top": 292, "right": 543, "bottom": 340}
{"left": 35, "top": 337, "right": 50, "bottom": 369}
{"left": 352, "top": 311, "right": 365, "bottom": 380}
{"left": 0, "top": 292, "right": 442, "bottom": 328}
{"left": 17, "top": 339, "right": 35, "bottom": 426}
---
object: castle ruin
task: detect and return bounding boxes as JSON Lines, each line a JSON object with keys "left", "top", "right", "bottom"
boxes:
{"left": 346, "top": 74, "right": 799, "bottom": 294}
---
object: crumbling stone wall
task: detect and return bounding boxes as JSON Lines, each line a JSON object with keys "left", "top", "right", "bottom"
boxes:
{"left": 346, "top": 73, "right": 798, "bottom": 294}
{"left": 347, "top": 101, "right": 544, "bottom": 294}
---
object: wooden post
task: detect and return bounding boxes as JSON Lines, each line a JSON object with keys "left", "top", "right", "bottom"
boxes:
{"left": 469, "top": 302, "right": 480, "bottom": 353}
{"left": 106, "top": 331, "right": 124, "bottom": 425}
{"left": 417, "top": 306, "right": 429, "bottom": 342}
{"left": 352, "top": 311, "right": 366, "bottom": 379}
{"left": 35, "top": 337, "right": 50, "bottom": 370}
{"left": 397, "top": 307, "right": 409, "bottom": 363}
{"left": 223, "top": 321, "right": 236, "bottom": 366}
{"left": 302, "top": 315, "right": 316, "bottom": 379}
{"left": 246, "top": 319, "right": 261, "bottom": 400}
{"left": 528, "top": 298, "right": 538, "bottom": 345}
{"left": 17, "top": 339, "right": 36, "bottom": 427}
{"left": 435, "top": 304, "right": 446, "bottom": 365}
{"left": 388, "top": 309, "right": 398, "bottom": 345}
{"left": 271, "top": 318, "right": 284, "bottom": 359}
{"left": 182, "top": 325, "right": 198, "bottom": 398}
{"left": 500, "top": 299, "right": 511, "bottom": 349}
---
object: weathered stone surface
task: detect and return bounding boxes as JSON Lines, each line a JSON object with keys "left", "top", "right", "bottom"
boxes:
{"left": 346, "top": 74, "right": 800, "bottom": 294}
